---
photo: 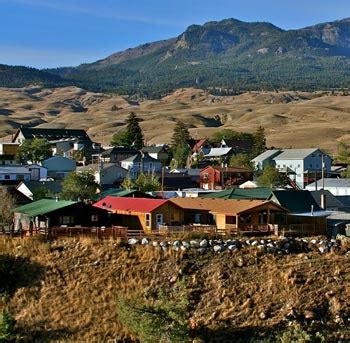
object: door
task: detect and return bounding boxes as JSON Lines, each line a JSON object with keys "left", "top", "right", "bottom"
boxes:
{"left": 156, "top": 214, "right": 163, "bottom": 229}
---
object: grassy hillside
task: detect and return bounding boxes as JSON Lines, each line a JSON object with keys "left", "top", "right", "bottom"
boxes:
{"left": 1, "top": 236, "right": 349, "bottom": 342}
{"left": 2, "top": 86, "right": 350, "bottom": 154}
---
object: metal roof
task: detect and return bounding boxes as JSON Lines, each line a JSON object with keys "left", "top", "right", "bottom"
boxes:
{"left": 201, "top": 187, "right": 272, "bottom": 200}
{"left": 121, "top": 153, "right": 160, "bottom": 163}
{"left": 15, "top": 199, "right": 77, "bottom": 216}
{"left": 306, "top": 178, "right": 350, "bottom": 189}
{"left": 203, "top": 147, "right": 232, "bottom": 158}
{"left": 0, "top": 166, "right": 31, "bottom": 174}
{"left": 94, "top": 196, "right": 169, "bottom": 213}
{"left": 252, "top": 150, "right": 281, "bottom": 162}
{"left": 273, "top": 148, "right": 320, "bottom": 160}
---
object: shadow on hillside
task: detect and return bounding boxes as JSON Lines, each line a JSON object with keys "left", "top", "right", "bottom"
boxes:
{"left": 0, "top": 254, "right": 45, "bottom": 297}
{"left": 16, "top": 322, "right": 76, "bottom": 343}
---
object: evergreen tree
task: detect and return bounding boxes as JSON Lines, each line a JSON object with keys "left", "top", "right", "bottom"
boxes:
{"left": 253, "top": 126, "right": 266, "bottom": 156}
{"left": 171, "top": 121, "right": 191, "bottom": 168}
{"left": 110, "top": 130, "right": 129, "bottom": 147}
{"left": 125, "top": 112, "right": 144, "bottom": 150}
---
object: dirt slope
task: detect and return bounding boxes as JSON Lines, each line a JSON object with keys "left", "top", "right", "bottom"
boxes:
{"left": 1, "top": 237, "right": 349, "bottom": 342}
{"left": 0, "top": 86, "right": 350, "bottom": 153}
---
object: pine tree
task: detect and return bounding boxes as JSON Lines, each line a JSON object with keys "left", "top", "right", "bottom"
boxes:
{"left": 125, "top": 112, "right": 144, "bottom": 150}
{"left": 170, "top": 121, "right": 191, "bottom": 168}
{"left": 253, "top": 126, "right": 266, "bottom": 156}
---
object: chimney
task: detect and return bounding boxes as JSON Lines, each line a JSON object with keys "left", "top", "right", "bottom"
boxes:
{"left": 311, "top": 204, "right": 314, "bottom": 216}
{"left": 320, "top": 193, "right": 326, "bottom": 210}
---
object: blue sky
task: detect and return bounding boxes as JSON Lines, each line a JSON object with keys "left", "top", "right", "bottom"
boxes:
{"left": 1, "top": 0, "right": 350, "bottom": 68}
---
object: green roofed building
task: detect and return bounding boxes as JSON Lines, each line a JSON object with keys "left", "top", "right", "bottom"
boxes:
{"left": 201, "top": 187, "right": 273, "bottom": 200}
{"left": 14, "top": 199, "right": 108, "bottom": 233}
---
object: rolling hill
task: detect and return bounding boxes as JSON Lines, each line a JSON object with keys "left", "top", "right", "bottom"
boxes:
{"left": 1, "top": 85, "right": 350, "bottom": 154}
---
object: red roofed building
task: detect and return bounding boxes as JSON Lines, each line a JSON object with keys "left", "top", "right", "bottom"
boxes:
{"left": 94, "top": 196, "right": 183, "bottom": 232}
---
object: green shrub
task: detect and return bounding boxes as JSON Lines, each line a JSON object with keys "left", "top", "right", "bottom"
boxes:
{"left": 0, "top": 310, "right": 16, "bottom": 343}
{"left": 116, "top": 282, "right": 190, "bottom": 342}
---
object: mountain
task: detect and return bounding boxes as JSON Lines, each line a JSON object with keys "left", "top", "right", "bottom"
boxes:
{"left": 4, "top": 18, "right": 350, "bottom": 96}
{"left": 0, "top": 64, "right": 67, "bottom": 88}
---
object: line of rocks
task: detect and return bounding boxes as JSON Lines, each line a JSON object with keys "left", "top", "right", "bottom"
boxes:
{"left": 127, "top": 236, "right": 348, "bottom": 255}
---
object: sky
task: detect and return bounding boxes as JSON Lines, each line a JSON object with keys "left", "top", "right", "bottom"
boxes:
{"left": 1, "top": 0, "right": 350, "bottom": 69}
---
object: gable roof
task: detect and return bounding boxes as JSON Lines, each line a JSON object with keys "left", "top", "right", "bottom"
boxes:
{"left": 77, "top": 163, "right": 127, "bottom": 173}
{"left": 101, "top": 146, "right": 138, "bottom": 156}
{"left": 221, "top": 139, "right": 253, "bottom": 151}
{"left": 91, "top": 188, "right": 138, "bottom": 201}
{"left": 201, "top": 187, "right": 272, "bottom": 200}
{"left": 17, "top": 180, "right": 62, "bottom": 195}
{"left": 203, "top": 147, "right": 232, "bottom": 158}
{"left": 142, "top": 146, "right": 168, "bottom": 154}
{"left": 309, "top": 190, "right": 345, "bottom": 209}
{"left": 93, "top": 196, "right": 169, "bottom": 213}
{"left": 121, "top": 153, "right": 161, "bottom": 163}
{"left": 252, "top": 150, "right": 281, "bottom": 162}
{"left": 270, "top": 190, "right": 321, "bottom": 213}
{"left": 170, "top": 197, "right": 286, "bottom": 215}
{"left": 13, "top": 127, "right": 91, "bottom": 142}
{"left": 273, "top": 148, "right": 320, "bottom": 160}
{"left": 15, "top": 199, "right": 77, "bottom": 216}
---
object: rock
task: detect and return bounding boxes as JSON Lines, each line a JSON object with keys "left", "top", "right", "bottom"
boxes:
{"left": 190, "top": 240, "right": 200, "bottom": 248}
{"left": 197, "top": 248, "right": 207, "bottom": 254}
{"left": 236, "top": 257, "right": 244, "bottom": 267}
{"left": 128, "top": 238, "right": 139, "bottom": 245}
{"left": 228, "top": 244, "right": 238, "bottom": 251}
{"left": 141, "top": 238, "right": 149, "bottom": 245}
{"left": 169, "top": 275, "right": 177, "bottom": 283}
{"left": 319, "top": 246, "right": 328, "bottom": 254}
{"left": 251, "top": 240, "right": 258, "bottom": 246}
{"left": 172, "top": 246, "right": 180, "bottom": 251}
{"left": 200, "top": 239, "right": 208, "bottom": 248}
{"left": 173, "top": 240, "right": 181, "bottom": 247}
{"left": 160, "top": 241, "right": 168, "bottom": 247}
{"left": 259, "top": 311, "right": 267, "bottom": 320}
{"left": 152, "top": 241, "right": 159, "bottom": 247}
{"left": 182, "top": 241, "right": 190, "bottom": 248}
{"left": 180, "top": 246, "right": 187, "bottom": 251}
{"left": 213, "top": 245, "right": 224, "bottom": 253}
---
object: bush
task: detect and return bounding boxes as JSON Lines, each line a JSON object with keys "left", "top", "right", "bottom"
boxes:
{"left": 0, "top": 310, "right": 16, "bottom": 342}
{"left": 116, "top": 282, "right": 190, "bottom": 342}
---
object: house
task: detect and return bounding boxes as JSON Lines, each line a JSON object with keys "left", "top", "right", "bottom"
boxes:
{"left": 0, "top": 166, "right": 31, "bottom": 184}
{"left": 305, "top": 178, "right": 350, "bottom": 196}
{"left": 121, "top": 152, "right": 162, "bottom": 179}
{"left": 0, "top": 142, "right": 19, "bottom": 165}
{"left": 252, "top": 150, "right": 281, "bottom": 170}
{"left": 253, "top": 148, "right": 332, "bottom": 189}
{"left": 12, "top": 127, "right": 92, "bottom": 145}
{"left": 42, "top": 156, "right": 76, "bottom": 180}
{"left": 93, "top": 196, "right": 183, "bottom": 232}
{"left": 187, "top": 138, "right": 210, "bottom": 153}
{"left": 170, "top": 197, "right": 288, "bottom": 233}
{"left": 169, "top": 168, "right": 201, "bottom": 183}
{"left": 201, "top": 147, "right": 233, "bottom": 162}
{"left": 220, "top": 139, "right": 254, "bottom": 154}
{"left": 99, "top": 146, "right": 138, "bottom": 164}
{"left": 77, "top": 163, "right": 128, "bottom": 186}
{"left": 16, "top": 180, "right": 63, "bottom": 201}
{"left": 142, "top": 145, "right": 171, "bottom": 166}
{"left": 163, "top": 173, "right": 198, "bottom": 190}
{"left": 91, "top": 188, "right": 152, "bottom": 201}
{"left": 309, "top": 190, "right": 348, "bottom": 212}
{"left": 12, "top": 127, "right": 100, "bottom": 163}
{"left": 14, "top": 199, "right": 108, "bottom": 233}
{"left": 239, "top": 180, "right": 258, "bottom": 189}
{"left": 199, "top": 165, "right": 253, "bottom": 190}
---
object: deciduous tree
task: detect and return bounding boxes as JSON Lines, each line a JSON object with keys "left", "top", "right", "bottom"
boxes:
{"left": 257, "top": 165, "right": 288, "bottom": 188}
{"left": 15, "top": 138, "right": 52, "bottom": 164}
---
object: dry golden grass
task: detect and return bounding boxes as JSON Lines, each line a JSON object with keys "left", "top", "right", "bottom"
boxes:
{"left": 1, "top": 86, "right": 350, "bottom": 153}
{"left": 1, "top": 236, "right": 349, "bottom": 341}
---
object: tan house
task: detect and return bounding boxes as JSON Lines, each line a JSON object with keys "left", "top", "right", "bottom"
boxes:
{"left": 170, "top": 197, "right": 288, "bottom": 233}
{"left": 93, "top": 196, "right": 183, "bottom": 233}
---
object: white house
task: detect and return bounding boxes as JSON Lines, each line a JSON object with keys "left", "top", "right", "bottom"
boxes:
{"left": 42, "top": 156, "right": 76, "bottom": 180}
{"left": 252, "top": 148, "right": 332, "bottom": 189}
{"left": 121, "top": 152, "right": 162, "bottom": 179}
{"left": 77, "top": 163, "right": 128, "bottom": 185}
{"left": 273, "top": 149, "right": 332, "bottom": 189}
{"left": 306, "top": 178, "right": 350, "bottom": 196}
{"left": 0, "top": 166, "right": 31, "bottom": 183}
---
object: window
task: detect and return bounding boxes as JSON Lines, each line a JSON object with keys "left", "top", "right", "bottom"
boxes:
{"left": 59, "top": 216, "right": 74, "bottom": 225}
{"left": 91, "top": 215, "right": 99, "bottom": 222}
{"left": 226, "top": 216, "right": 237, "bottom": 225}
{"left": 145, "top": 213, "right": 151, "bottom": 228}
{"left": 16, "top": 175, "right": 24, "bottom": 181}
{"left": 4, "top": 175, "right": 10, "bottom": 180}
